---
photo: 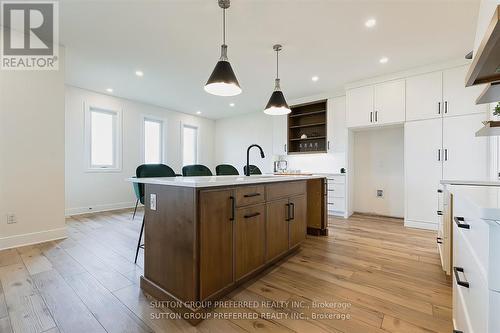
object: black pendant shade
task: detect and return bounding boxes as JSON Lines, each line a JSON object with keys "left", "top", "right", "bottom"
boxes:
{"left": 264, "top": 89, "right": 290, "bottom": 115}
{"left": 204, "top": 59, "right": 242, "bottom": 96}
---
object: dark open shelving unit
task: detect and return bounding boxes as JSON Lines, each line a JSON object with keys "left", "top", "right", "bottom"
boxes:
{"left": 287, "top": 100, "right": 328, "bottom": 154}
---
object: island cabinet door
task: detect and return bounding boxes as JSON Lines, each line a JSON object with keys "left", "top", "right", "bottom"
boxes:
{"left": 289, "top": 194, "right": 307, "bottom": 248}
{"left": 199, "top": 189, "right": 234, "bottom": 300}
{"left": 234, "top": 204, "right": 266, "bottom": 280}
{"left": 266, "top": 198, "right": 290, "bottom": 261}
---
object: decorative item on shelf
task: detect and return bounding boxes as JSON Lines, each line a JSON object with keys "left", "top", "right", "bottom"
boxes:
{"left": 314, "top": 142, "right": 319, "bottom": 151}
{"left": 340, "top": 168, "right": 346, "bottom": 173}
{"left": 204, "top": 0, "right": 242, "bottom": 97}
{"left": 264, "top": 44, "right": 291, "bottom": 115}
{"left": 300, "top": 134, "right": 308, "bottom": 139}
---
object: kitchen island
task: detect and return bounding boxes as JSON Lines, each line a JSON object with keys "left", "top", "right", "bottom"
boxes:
{"left": 129, "top": 174, "right": 325, "bottom": 323}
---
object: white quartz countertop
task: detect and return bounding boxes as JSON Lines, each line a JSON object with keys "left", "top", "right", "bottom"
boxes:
{"left": 441, "top": 179, "right": 500, "bottom": 187}
{"left": 127, "top": 174, "right": 326, "bottom": 188}
{"left": 443, "top": 183, "right": 500, "bottom": 223}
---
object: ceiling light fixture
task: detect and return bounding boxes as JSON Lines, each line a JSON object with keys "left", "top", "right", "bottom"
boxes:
{"left": 204, "top": 0, "right": 242, "bottom": 97}
{"left": 379, "top": 57, "right": 389, "bottom": 64}
{"left": 229, "top": 103, "right": 235, "bottom": 107}
{"left": 196, "top": 111, "right": 202, "bottom": 115}
{"left": 135, "top": 70, "right": 144, "bottom": 77}
{"left": 312, "top": 76, "right": 319, "bottom": 82}
{"left": 106, "top": 88, "right": 113, "bottom": 93}
{"left": 264, "top": 44, "right": 291, "bottom": 116}
{"left": 365, "top": 18, "right": 376, "bottom": 28}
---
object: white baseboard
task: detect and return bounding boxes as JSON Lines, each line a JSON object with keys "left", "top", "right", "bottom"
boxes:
{"left": 65, "top": 201, "right": 139, "bottom": 216}
{"left": 405, "top": 219, "right": 438, "bottom": 231}
{"left": 0, "top": 227, "right": 67, "bottom": 251}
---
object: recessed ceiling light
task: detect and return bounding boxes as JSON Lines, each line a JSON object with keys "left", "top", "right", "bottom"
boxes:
{"left": 312, "top": 76, "right": 319, "bottom": 82}
{"left": 365, "top": 18, "right": 376, "bottom": 28}
{"left": 229, "top": 103, "right": 235, "bottom": 107}
{"left": 196, "top": 111, "right": 202, "bottom": 115}
{"left": 135, "top": 70, "right": 144, "bottom": 77}
{"left": 106, "top": 88, "right": 113, "bottom": 93}
{"left": 379, "top": 57, "right": 389, "bottom": 64}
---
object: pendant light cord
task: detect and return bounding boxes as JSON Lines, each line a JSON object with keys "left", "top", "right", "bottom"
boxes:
{"left": 222, "top": 8, "right": 226, "bottom": 45}
{"left": 276, "top": 49, "right": 279, "bottom": 79}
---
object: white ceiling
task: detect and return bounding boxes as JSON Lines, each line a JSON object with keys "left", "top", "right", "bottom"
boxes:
{"left": 60, "top": 0, "right": 480, "bottom": 119}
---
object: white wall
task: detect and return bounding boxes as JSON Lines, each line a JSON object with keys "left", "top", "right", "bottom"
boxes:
{"left": 474, "top": 0, "right": 500, "bottom": 53}
{"left": 0, "top": 51, "right": 66, "bottom": 250}
{"left": 215, "top": 111, "right": 274, "bottom": 174}
{"left": 65, "top": 86, "right": 215, "bottom": 215}
{"left": 352, "top": 126, "right": 404, "bottom": 218}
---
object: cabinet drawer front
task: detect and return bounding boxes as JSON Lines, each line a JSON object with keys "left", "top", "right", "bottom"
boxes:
{"left": 490, "top": 290, "right": 500, "bottom": 333}
{"left": 235, "top": 185, "right": 265, "bottom": 207}
{"left": 327, "top": 183, "right": 345, "bottom": 197}
{"left": 453, "top": 280, "right": 474, "bottom": 333}
{"left": 327, "top": 176, "right": 345, "bottom": 184}
{"left": 235, "top": 204, "right": 266, "bottom": 280}
{"left": 266, "top": 181, "right": 306, "bottom": 201}
{"left": 328, "top": 198, "right": 345, "bottom": 212}
{"left": 453, "top": 225, "right": 488, "bottom": 333}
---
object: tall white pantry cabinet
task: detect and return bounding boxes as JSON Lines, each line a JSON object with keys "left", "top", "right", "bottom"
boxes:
{"left": 404, "top": 65, "right": 488, "bottom": 230}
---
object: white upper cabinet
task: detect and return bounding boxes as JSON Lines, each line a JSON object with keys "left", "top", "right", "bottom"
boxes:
{"left": 443, "top": 66, "right": 488, "bottom": 117}
{"left": 442, "top": 113, "right": 488, "bottom": 180}
{"left": 346, "top": 85, "right": 373, "bottom": 128}
{"left": 374, "top": 80, "right": 405, "bottom": 125}
{"left": 272, "top": 115, "right": 287, "bottom": 155}
{"left": 327, "top": 96, "right": 347, "bottom": 153}
{"left": 406, "top": 71, "right": 443, "bottom": 121}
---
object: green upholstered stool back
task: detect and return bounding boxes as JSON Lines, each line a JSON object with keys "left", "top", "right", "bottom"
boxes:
{"left": 136, "top": 164, "right": 176, "bottom": 204}
{"left": 132, "top": 178, "right": 141, "bottom": 200}
{"left": 182, "top": 164, "right": 213, "bottom": 176}
{"left": 243, "top": 164, "right": 262, "bottom": 175}
{"left": 215, "top": 164, "right": 239, "bottom": 176}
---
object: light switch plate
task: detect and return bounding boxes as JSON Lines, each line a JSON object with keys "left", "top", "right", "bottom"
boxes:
{"left": 150, "top": 194, "right": 157, "bottom": 211}
{"left": 376, "top": 190, "right": 383, "bottom": 198}
{"left": 6, "top": 213, "right": 16, "bottom": 224}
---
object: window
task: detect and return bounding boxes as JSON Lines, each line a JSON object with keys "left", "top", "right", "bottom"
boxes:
{"left": 182, "top": 124, "right": 198, "bottom": 166}
{"left": 85, "top": 105, "right": 122, "bottom": 171}
{"left": 143, "top": 118, "right": 164, "bottom": 164}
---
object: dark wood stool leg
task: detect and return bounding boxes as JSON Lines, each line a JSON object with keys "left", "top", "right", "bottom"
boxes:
{"left": 135, "top": 217, "right": 145, "bottom": 264}
{"left": 132, "top": 199, "right": 139, "bottom": 220}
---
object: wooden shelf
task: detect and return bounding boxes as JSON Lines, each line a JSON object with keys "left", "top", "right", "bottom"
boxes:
{"left": 289, "top": 122, "right": 326, "bottom": 129}
{"left": 289, "top": 110, "right": 326, "bottom": 118}
{"left": 290, "top": 136, "right": 326, "bottom": 141}
{"left": 465, "top": 5, "right": 500, "bottom": 86}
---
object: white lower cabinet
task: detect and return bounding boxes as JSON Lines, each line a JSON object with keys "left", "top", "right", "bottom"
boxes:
{"left": 326, "top": 174, "right": 346, "bottom": 216}
{"left": 451, "top": 190, "right": 500, "bottom": 333}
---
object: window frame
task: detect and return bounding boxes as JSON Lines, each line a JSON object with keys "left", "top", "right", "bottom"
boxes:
{"left": 140, "top": 115, "right": 166, "bottom": 165}
{"left": 84, "top": 103, "right": 122, "bottom": 172}
{"left": 181, "top": 123, "right": 199, "bottom": 166}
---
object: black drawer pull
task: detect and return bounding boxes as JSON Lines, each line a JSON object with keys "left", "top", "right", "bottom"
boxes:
{"left": 453, "top": 330, "right": 464, "bottom": 333}
{"left": 437, "top": 210, "right": 443, "bottom": 216}
{"left": 243, "top": 193, "right": 261, "bottom": 198}
{"left": 285, "top": 203, "right": 291, "bottom": 221}
{"left": 229, "top": 196, "right": 235, "bottom": 221}
{"left": 436, "top": 237, "right": 442, "bottom": 244}
{"left": 454, "top": 216, "right": 470, "bottom": 229}
{"left": 453, "top": 267, "right": 470, "bottom": 288}
{"left": 437, "top": 189, "right": 443, "bottom": 193}
{"left": 243, "top": 212, "right": 260, "bottom": 219}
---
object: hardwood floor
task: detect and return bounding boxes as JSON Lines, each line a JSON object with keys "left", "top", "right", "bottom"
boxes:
{"left": 0, "top": 210, "right": 452, "bottom": 333}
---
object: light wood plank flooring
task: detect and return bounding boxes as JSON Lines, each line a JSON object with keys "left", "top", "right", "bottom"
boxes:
{"left": 0, "top": 210, "right": 452, "bottom": 333}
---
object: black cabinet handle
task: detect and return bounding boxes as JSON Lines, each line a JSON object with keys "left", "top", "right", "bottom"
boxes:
{"left": 290, "top": 203, "right": 295, "bottom": 220}
{"left": 438, "top": 149, "right": 441, "bottom": 161}
{"left": 453, "top": 267, "right": 470, "bottom": 288}
{"left": 370, "top": 112, "right": 373, "bottom": 123}
{"left": 229, "top": 196, "right": 235, "bottom": 221}
{"left": 327, "top": 141, "right": 330, "bottom": 150}
{"left": 444, "top": 101, "right": 448, "bottom": 114}
{"left": 438, "top": 102, "right": 441, "bottom": 114}
{"left": 453, "top": 330, "right": 464, "bottom": 333}
{"left": 285, "top": 203, "right": 291, "bottom": 221}
{"left": 437, "top": 189, "right": 443, "bottom": 193}
{"left": 454, "top": 216, "right": 470, "bottom": 229}
{"left": 375, "top": 111, "right": 378, "bottom": 122}
{"left": 244, "top": 212, "right": 260, "bottom": 219}
{"left": 444, "top": 148, "right": 448, "bottom": 161}
{"left": 437, "top": 210, "right": 443, "bottom": 216}
{"left": 436, "top": 237, "right": 443, "bottom": 244}
{"left": 244, "top": 193, "right": 261, "bottom": 198}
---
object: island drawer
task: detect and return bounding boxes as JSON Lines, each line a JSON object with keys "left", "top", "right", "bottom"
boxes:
{"left": 266, "top": 181, "right": 306, "bottom": 201}
{"left": 235, "top": 185, "right": 265, "bottom": 207}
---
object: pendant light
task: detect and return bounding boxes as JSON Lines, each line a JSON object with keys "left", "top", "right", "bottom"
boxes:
{"left": 264, "top": 44, "right": 291, "bottom": 115}
{"left": 204, "top": 0, "right": 242, "bottom": 97}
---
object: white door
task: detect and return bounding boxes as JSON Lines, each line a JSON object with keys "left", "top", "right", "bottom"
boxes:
{"left": 442, "top": 113, "right": 488, "bottom": 180}
{"left": 406, "top": 71, "right": 443, "bottom": 121}
{"left": 346, "top": 86, "right": 373, "bottom": 128}
{"left": 443, "top": 66, "right": 489, "bottom": 117}
{"left": 272, "top": 115, "right": 287, "bottom": 155}
{"left": 405, "top": 118, "right": 443, "bottom": 229}
{"left": 374, "top": 79, "right": 405, "bottom": 125}
{"left": 327, "top": 96, "right": 347, "bottom": 153}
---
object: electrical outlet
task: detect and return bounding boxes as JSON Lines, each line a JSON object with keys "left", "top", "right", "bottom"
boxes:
{"left": 150, "top": 194, "right": 157, "bottom": 211}
{"left": 376, "top": 190, "right": 383, "bottom": 198}
{"left": 6, "top": 213, "right": 16, "bottom": 224}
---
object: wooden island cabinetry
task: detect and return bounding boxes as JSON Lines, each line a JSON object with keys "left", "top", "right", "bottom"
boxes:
{"left": 134, "top": 176, "right": 318, "bottom": 324}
